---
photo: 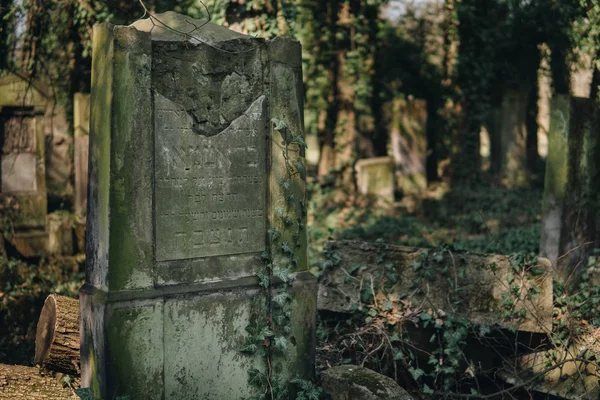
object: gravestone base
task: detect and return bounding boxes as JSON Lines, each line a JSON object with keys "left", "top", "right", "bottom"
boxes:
{"left": 81, "top": 272, "right": 316, "bottom": 400}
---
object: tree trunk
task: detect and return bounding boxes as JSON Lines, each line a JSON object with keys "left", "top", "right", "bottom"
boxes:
{"left": 317, "top": 0, "right": 341, "bottom": 178}
{"left": 0, "top": 363, "right": 78, "bottom": 399}
{"left": 35, "top": 295, "right": 80, "bottom": 375}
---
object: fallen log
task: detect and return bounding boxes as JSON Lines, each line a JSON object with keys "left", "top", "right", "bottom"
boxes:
{"left": 0, "top": 363, "right": 78, "bottom": 399}
{"left": 35, "top": 294, "right": 80, "bottom": 375}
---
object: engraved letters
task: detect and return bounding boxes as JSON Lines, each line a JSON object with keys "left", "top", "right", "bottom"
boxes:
{"left": 154, "top": 93, "right": 267, "bottom": 261}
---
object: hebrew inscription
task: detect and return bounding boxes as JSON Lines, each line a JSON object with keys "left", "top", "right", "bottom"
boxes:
{"left": 154, "top": 93, "right": 267, "bottom": 261}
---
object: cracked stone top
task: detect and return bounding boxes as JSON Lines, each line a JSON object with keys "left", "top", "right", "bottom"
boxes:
{"left": 130, "top": 11, "right": 252, "bottom": 44}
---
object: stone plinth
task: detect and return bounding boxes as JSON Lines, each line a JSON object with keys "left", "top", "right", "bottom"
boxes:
{"left": 80, "top": 12, "right": 316, "bottom": 400}
{"left": 355, "top": 157, "right": 395, "bottom": 203}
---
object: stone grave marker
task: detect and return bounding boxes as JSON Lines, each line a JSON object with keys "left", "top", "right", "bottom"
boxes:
{"left": 389, "top": 97, "right": 427, "bottom": 194}
{"left": 540, "top": 96, "right": 600, "bottom": 283}
{"left": 355, "top": 157, "right": 396, "bottom": 203}
{"left": 80, "top": 12, "right": 317, "bottom": 400}
{"left": 74, "top": 92, "right": 90, "bottom": 218}
{"left": 0, "top": 74, "right": 48, "bottom": 256}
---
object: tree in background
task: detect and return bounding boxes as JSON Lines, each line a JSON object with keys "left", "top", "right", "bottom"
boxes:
{"left": 300, "top": 0, "right": 386, "bottom": 196}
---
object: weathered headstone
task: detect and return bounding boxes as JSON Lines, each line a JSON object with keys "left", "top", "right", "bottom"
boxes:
{"left": 389, "top": 97, "right": 427, "bottom": 194}
{"left": 498, "top": 89, "right": 529, "bottom": 185}
{"left": 0, "top": 74, "right": 48, "bottom": 256}
{"left": 355, "top": 157, "right": 395, "bottom": 203}
{"left": 540, "top": 96, "right": 600, "bottom": 283}
{"left": 539, "top": 95, "right": 570, "bottom": 266}
{"left": 74, "top": 92, "right": 90, "bottom": 217}
{"left": 80, "top": 12, "right": 316, "bottom": 400}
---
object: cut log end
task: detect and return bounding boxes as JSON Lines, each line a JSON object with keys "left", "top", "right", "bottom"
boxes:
{"left": 35, "top": 295, "right": 57, "bottom": 364}
{"left": 34, "top": 294, "right": 80, "bottom": 375}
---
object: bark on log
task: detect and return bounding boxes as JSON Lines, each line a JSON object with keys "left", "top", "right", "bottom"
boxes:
{"left": 35, "top": 294, "right": 80, "bottom": 375}
{"left": 0, "top": 363, "right": 78, "bottom": 399}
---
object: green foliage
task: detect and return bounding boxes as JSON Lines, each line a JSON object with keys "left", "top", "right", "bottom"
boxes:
{"left": 75, "top": 388, "right": 93, "bottom": 400}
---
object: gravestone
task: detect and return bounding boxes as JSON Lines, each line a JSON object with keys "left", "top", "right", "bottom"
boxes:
{"left": 540, "top": 96, "right": 600, "bottom": 283}
{"left": 80, "top": 12, "right": 317, "bottom": 400}
{"left": 355, "top": 157, "right": 395, "bottom": 203}
{"left": 389, "top": 97, "right": 427, "bottom": 194}
{"left": 74, "top": 92, "right": 90, "bottom": 217}
{"left": 539, "top": 95, "right": 570, "bottom": 266}
{"left": 499, "top": 89, "right": 528, "bottom": 185}
{"left": 0, "top": 74, "right": 48, "bottom": 256}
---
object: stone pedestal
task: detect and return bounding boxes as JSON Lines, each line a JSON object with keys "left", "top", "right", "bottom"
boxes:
{"left": 80, "top": 12, "right": 316, "bottom": 400}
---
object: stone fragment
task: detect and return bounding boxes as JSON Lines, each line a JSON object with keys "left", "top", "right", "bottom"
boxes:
{"left": 318, "top": 240, "right": 553, "bottom": 333}
{"left": 321, "top": 365, "right": 414, "bottom": 400}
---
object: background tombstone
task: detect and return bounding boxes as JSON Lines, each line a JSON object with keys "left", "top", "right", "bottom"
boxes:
{"left": 355, "top": 157, "right": 396, "bottom": 203}
{"left": 540, "top": 96, "right": 600, "bottom": 283}
{"left": 80, "top": 12, "right": 316, "bottom": 400}
{"left": 0, "top": 74, "right": 49, "bottom": 256}
{"left": 73, "top": 93, "right": 90, "bottom": 217}
{"left": 389, "top": 97, "right": 427, "bottom": 194}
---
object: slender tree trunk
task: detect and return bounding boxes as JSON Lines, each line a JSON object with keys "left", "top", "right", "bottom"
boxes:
{"left": 317, "top": 0, "right": 341, "bottom": 178}
{"left": 425, "top": 96, "right": 440, "bottom": 182}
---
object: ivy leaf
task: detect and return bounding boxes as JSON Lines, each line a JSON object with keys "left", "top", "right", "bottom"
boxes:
{"left": 271, "top": 118, "right": 289, "bottom": 132}
{"left": 410, "top": 367, "right": 425, "bottom": 380}
{"left": 273, "top": 291, "right": 290, "bottom": 307}
{"left": 248, "top": 368, "right": 267, "bottom": 386}
{"left": 75, "top": 388, "right": 93, "bottom": 400}
{"left": 295, "top": 160, "right": 306, "bottom": 178}
{"left": 279, "top": 178, "right": 291, "bottom": 191}
{"left": 259, "top": 327, "right": 274, "bottom": 339}
{"left": 423, "top": 384, "right": 434, "bottom": 395}
{"left": 260, "top": 248, "right": 271, "bottom": 262}
{"left": 240, "top": 343, "right": 258, "bottom": 354}
{"left": 268, "top": 228, "right": 281, "bottom": 242}
{"left": 283, "top": 215, "right": 294, "bottom": 226}
{"left": 273, "top": 336, "right": 288, "bottom": 353}
{"left": 257, "top": 271, "right": 270, "bottom": 289}
{"left": 274, "top": 314, "right": 287, "bottom": 326}
{"left": 273, "top": 266, "right": 291, "bottom": 283}
{"left": 281, "top": 241, "right": 293, "bottom": 254}
{"left": 276, "top": 208, "right": 285, "bottom": 218}
{"left": 382, "top": 300, "right": 393, "bottom": 312}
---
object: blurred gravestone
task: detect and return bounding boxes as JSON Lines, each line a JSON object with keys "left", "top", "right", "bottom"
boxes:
{"left": 0, "top": 74, "right": 49, "bottom": 256}
{"left": 540, "top": 96, "right": 600, "bottom": 282}
{"left": 389, "top": 97, "right": 427, "bottom": 194}
{"left": 80, "top": 12, "right": 316, "bottom": 400}
{"left": 499, "top": 89, "right": 528, "bottom": 185}
{"left": 73, "top": 93, "right": 90, "bottom": 218}
{"left": 355, "top": 157, "right": 395, "bottom": 203}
